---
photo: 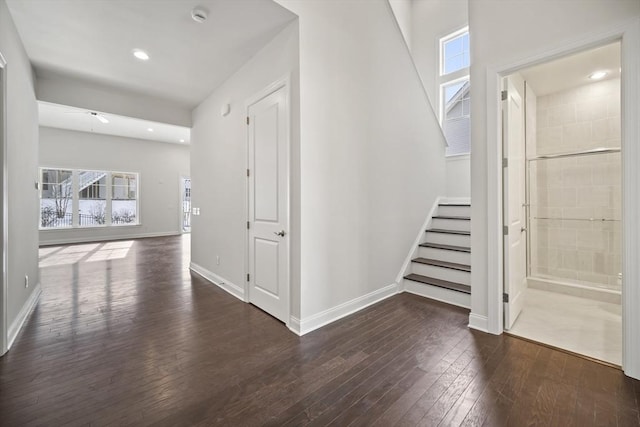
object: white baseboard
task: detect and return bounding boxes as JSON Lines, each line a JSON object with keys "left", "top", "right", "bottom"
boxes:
{"left": 39, "top": 231, "right": 182, "bottom": 246}
{"left": 8, "top": 283, "right": 42, "bottom": 350}
{"left": 190, "top": 262, "right": 245, "bottom": 301}
{"left": 395, "top": 197, "right": 442, "bottom": 289}
{"left": 468, "top": 313, "right": 489, "bottom": 333}
{"left": 288, "top": 316, "right": 301, "bottom": 336}
{"left": 296, "top": 282, "right": 399, "bottom": 336}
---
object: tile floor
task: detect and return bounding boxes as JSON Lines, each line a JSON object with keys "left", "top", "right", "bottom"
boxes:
{"left": 508, "top": 287, "right": 622, "bottom": 365}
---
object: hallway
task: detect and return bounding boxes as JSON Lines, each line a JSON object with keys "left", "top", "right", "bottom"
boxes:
{"left": 0, "top": 236, "right": 638, "bottom": 425}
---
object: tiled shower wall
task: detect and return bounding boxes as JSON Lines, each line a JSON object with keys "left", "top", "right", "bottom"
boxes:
{"left": 530, "top": 78, "right": 621, "bottom": 291}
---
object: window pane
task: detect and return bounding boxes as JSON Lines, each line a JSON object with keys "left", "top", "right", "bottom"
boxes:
{"left": 40, "top": 169, "right": 73, "bottom": 228}
{"left": 112, "top": 173, "right": 138, "bottom": 225}
{"left": 442, "top": 79, "right": 471, "bottom": 155}
{"left": 78, "top": 171, "right": 107, "bottom": 227}
{"left": 442, "top": 31, "right": 470, "bottom": 75}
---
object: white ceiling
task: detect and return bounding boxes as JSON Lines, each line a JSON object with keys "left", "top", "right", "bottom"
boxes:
{"left": 519, "top": 42, "right": 621, "bottom": 96}
{"left": 6, "top": 0, "right": 296, "bottom": 108}
{"left": 39, "top": 102, "right": 191, "bottom": 145}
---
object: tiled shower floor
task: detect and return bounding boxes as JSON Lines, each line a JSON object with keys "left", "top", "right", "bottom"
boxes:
{"left": 507, "top": 287, "right": 622, "bottom": 365}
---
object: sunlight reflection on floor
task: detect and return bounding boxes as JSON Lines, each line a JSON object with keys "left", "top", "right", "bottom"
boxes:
{"left": 39, "top": 240, "right": 134, "bottom": 267}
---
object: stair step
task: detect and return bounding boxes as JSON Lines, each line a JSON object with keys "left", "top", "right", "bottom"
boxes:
{"left": 438, "top": 203, "right": 470, "bottom": 217}
{"left": 424, "top": 230, "right": 470, "bottom": 247}
{"left": 431, "top": 217, "right": 470, "bottom": 232}
{"left": 432, "top": 215, "right": 470, "bottom": 220}
{"left": 412, "top": 257, "right": 471, "bottom": 272}
{"left": 419, "top": 242, "right": 471, "bottom": 253}
{"left": 404, "top": 273, "right": 471, "bottom": 294}
{"left": 426, "top": 228, "right": 470, "bottom": 235}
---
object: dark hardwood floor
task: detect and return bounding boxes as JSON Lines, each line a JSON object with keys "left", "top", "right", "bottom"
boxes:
{"left": 1, "top": 235, "right": 639, "bottom": 426}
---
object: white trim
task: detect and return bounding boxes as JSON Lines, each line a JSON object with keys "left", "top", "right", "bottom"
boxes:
{"left": 39, "top": 230, "right": 181, "bottom": 246}
{"left": 621, "top": 18, "right": 640, "bottom": 380}
{"left": 445, "top": 152, "right": 470, "bottom": 160}
{"left": 395, "top": 196, "right": 442, "bottom": 290}
{"left": 468, "top": 313, "right": 488, "bottom": 333}
{"left": 0, "top": 51, "right": 7, "bottom": 356}
{"left": 7, "top": 284, "right": 41, "bottom": 350}
{"left": 296, "top": 283, "right": 399, "bottom": 336}
{"left": 189, "top": 262, "right": 245, "bottom": 302}
{"left": 244, "top": 74, "right": 292, "bottom": 325}
{"left": 483, "top": 18, "right": 640, "bottom": 379}
{"left": 288, "top": 316, "right": 301, "bottom": 336}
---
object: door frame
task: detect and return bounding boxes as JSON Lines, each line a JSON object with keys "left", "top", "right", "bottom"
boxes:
{"left": 483, "top": 19, "right": 640, "bottom": 379}
{"left": 0, "top": 51, "right": 7, "bottom": 356}
{"left": 244, "top": 74, "right": 291, "bottom": 327}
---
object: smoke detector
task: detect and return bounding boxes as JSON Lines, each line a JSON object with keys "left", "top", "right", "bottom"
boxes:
{"left": 191, "top": 7, "right": 208, "bottom": 23}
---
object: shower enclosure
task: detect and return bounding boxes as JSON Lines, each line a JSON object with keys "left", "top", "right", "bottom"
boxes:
{"left": 526, "top": 77, "right": 622, "bottom": 303}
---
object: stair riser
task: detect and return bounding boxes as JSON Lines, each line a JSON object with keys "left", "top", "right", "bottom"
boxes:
{"left": 404, "top": 280, "right": 471, "bottom": 309}
{"left": 418, "top": 247, "right": 471, "bottom": 265}
{"left": 438, "top": 205, "right": 470, "bottom": 217}
{"left": 425, "top": 232, "right": 470, "bottom": 247}
{"left": 431, "top": 218, "right": 470, "bottom": 232}
{"left": 411, "top": 263, "right": 471, "bottom": 285}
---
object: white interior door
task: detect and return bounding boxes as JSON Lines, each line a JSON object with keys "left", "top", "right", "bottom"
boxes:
{"left": 247, "top": 83, "right": 289, "bottom": 323}
{"left": 503, "top": 75, "right": 527, "bottom": 330}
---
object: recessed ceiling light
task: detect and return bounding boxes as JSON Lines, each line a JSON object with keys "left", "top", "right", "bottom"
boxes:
{"left": 179, "top": 139, "right": 185, "bottom": 143}
{"left": 147, "top": 128, "right": 154, "bottom": 132}
{"left": 589, "top": 71, "right": 607, "bottom": 80}
{"left": 133, "top": 49, "right": 150, "bottom": 61}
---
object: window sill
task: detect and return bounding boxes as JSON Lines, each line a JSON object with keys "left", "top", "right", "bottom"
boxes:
{"left": 445, "top": 152, "right": 470, "bottom": 159}
{"left": 40, "top": 224, "right": 142, "bottom": 231}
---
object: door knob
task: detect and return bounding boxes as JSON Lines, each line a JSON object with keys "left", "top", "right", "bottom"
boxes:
{"left": 274, "top": 230, "right": 286, "bottom": 237}
{"left": 521, "top": 227, "right": 527, "bottom": 233}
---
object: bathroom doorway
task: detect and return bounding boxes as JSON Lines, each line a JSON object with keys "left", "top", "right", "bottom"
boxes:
{"left": 502, "top": 41, "right": 622, "bottom": 365}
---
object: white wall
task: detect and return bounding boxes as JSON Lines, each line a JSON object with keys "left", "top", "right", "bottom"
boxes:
{"left": 469, "top": 0, "right": 640, "bottom": 330}
{"left": 389, "top": 0, "right": 412, "bottom": 50}
{"left": 445, "top": 154, "right": 471, "bottom": 198}
{"left": 274, "top": 1, "right": 447, "bottom": 325}
{"left": 190, "top": 22, "right": 301, "bottom": 316}
{"left": 411, "top": 0, "right": 470, "bottom": 198}
{"left": 36, "top": 70, "right": 192, "bottom": 127}
{"left": 39, "top": 127, "right": 189, "bottom": 245}
{"left": 0, "top": 0, "right": 40, "bottom": 351}
{"left": 411, "top": 0, "right": 468, "bottom": 107}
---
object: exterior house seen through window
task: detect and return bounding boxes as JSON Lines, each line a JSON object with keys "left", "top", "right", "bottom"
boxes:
{"left": 439, "top": 27, "right": 470, "bottom": 156}
{"left": 40, "top": 168, "right": 139, "bottom": 229}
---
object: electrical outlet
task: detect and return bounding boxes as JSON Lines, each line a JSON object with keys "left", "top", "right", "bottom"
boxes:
{"left": 216, "top": 256, "right": 220, "bottom": 265}
{"left": 24, "top": 275, "right": 29, "bottom": 288}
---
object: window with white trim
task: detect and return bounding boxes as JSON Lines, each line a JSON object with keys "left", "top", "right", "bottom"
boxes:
{"left": 40, "top": 168, "right": 139, "bottom": 229}
{"left": 439, "top": 27, "right": 470, "bottom": 156}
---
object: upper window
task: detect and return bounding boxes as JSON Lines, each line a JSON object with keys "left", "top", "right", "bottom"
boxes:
{"left": 40, "top": 168, "right": 139, "bottom": 229}
{"left": 439, "top": 28, "right": 470, "bottom": 156}
{"left": 440, "top": 29, "right": 470, "bottom": 76}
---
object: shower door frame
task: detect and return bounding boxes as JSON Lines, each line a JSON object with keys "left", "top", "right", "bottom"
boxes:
{"left": 482, "top": 19, "right": 640, "bottom": 379}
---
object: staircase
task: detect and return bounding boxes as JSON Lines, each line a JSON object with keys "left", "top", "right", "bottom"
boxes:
{"left": 404, "top": 202, "right": 471, "bottom": 308}
{"left": 61, "top": 171, "right": 107, "bottom": 194}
